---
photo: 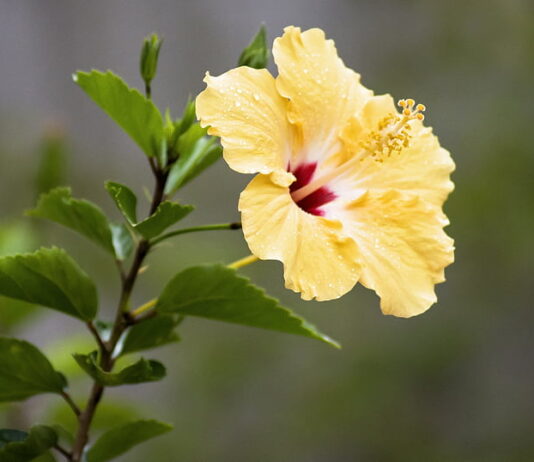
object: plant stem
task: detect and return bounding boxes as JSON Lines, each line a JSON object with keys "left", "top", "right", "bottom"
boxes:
{"left": 60, "top": 390, "right": 81, "bottom": 417}
{"left": 132, "top": 222, "right": 244, "bottom": 318}
{"left": 227, "top": 254, "right": 259, "bottom": 269}
{"left": 70, "top": 166, "right": 168, "bottom": 462}
{"left": 54, "top": 443, "right": 72, "bottom": 460}
{"left": 86, "top": 321, "right": 107, "bottom": 354}
{"left": 127, "top": 308, "right": 157, "bottom": 325}
{"left": 151, "top": 222, "right": 242, "bottom": 246}
{"left": 130, "top": 298, "right": 157, "bottom": 318}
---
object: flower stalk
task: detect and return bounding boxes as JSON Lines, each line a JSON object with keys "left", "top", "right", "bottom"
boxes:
{"left": 228, "top": 254, "right": 260, "bottom": 270}
{"left": 150, "top": 222, "right": 241, "bottom": 246}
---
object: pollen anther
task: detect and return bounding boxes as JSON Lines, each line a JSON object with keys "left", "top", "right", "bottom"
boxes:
{"left": 360, "top": 98, "right": 427, "bottom": 162}
{"left": 291, "top": 97, "right": 428, "bottom": 202}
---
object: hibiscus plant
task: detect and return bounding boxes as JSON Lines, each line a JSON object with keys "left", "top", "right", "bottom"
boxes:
{"left": 0, "top": 25, "right": 453, "bottom": 461}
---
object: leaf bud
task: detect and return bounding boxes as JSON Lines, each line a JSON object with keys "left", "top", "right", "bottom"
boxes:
{"left": 238, "top": 25, "right": 269, "bottom": 69}
{"left": 140, "top": 33, "right": 163, "bottom": 87}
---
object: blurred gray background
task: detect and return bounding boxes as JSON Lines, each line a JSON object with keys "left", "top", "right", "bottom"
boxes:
{"left": 1, "top": 0, "right": 534, "bottom": 461}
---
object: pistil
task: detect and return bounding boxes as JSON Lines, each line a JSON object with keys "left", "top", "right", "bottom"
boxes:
{"left": 291, "top": 99, "right": 425, "bottom": 203}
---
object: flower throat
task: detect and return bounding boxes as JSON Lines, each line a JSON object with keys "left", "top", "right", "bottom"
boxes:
{"left": 290, "top": 99, "right": 426, "bottom": 204}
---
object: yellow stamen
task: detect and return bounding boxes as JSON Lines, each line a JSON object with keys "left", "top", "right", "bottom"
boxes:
{"left": 227, "top": 254, "right": 259, "bottom": 269}
{"left": 291, "top": 98, "right": 427, "bottom": 203}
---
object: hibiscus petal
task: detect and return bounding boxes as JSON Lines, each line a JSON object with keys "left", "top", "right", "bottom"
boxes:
{"left": 273, "top": 26, "right": 372, "bottom": 165}
{"left": 239, "top": 174, "right": 361, "bottom": 301}
{"left": 344, "top": 190, "right": 454, "bottom": 317}
{"left": 342, "top": 94, "right": 455, "bottom": 205}
{"left": 196, "top": 67, "right": 294, "bottom": 186}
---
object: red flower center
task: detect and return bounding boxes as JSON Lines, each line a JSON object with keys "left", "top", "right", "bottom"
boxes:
{"left": 289, "top": 163, "right": 337, "bottom": 216}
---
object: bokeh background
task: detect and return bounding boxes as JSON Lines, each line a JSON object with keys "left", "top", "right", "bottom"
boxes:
{"left": 1, "top": 1, "right": 533, "bottom": 461}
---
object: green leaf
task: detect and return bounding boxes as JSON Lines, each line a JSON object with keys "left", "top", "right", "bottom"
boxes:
{"left": 175, "top": 98, "right": 196, "bottom": 138}
{"left": 165, "top": 128, "right": 222, "bottom": 195}
{"left": 0, "top": 338, "right": 66, "bottom": 402}
{"left": 156, "top": 264, "right": 340, "bottom": 348}
{"left": 86, "top": 420, "right": 172, "bottom": 462}
{"left": 0, "top": 247, "right": 98, "bottom": 321}
{"left": 105, "top": 182, "right": 137, "bottom": 224}
{"left": 120, "top": 315, "right": 180, "bottom": 356}
{"left": 167, "top": 99, "right": 196, "bottom": 154}
{"left": 0, "top": 426, "right": 57, "bottom": 462}
{"left": 135, "top": 202, "right": 193, "bottom": 239}
{"left": 109, "top": 224, "right": 134, "bottom": 261}
{"left": 155, "top": 137, "right": 168, "bottom": 171}
{"left": 106, "top": 182, "right": 193, "bottom": 239}
{"left": 73, "top": 352, "right": 165, "bottom": 386}
{"left": 73, "top": 70, "right": 164, "bottom": 158}
{"left": 28, "top": 187, "right": 114, "bottom": 254}
{"left": 238, "top": 25, "right": 269, "bottom": 69}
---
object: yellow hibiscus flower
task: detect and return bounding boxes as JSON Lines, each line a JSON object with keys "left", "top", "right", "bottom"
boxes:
{"left": 196, "top": 26, "right": 454, "bottom": 317}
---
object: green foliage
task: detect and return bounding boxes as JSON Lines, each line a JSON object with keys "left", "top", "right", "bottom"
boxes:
{"left": 166, "top": 99, "right": 197, "bottom": 153}
{"left": 156, "top": 264, "right": 340, "bottom": 348}
{"left": 105, "top": 182, "right": 137, "bottom": 224}
{"left": 73, "top": 70, "right": 164, "bottom": 158}
{"left": 238, "top": 25, "right": 269, "bottom": 69}
{"left": 109, "top": 223, "right": 134, "bottom": 261}
{"left": 139, "top": 33, "right": 162, "bottom": 86}
{"left": 86, "top": 420, "right": 172, "bottom": 462}
{"left": 135, "top": 202, "right": 193, "bottom": 239}
{"left": 0, "top": 338, "right": 66, "bottom": 402}
{"left": 156, "top": 136, "right": 168, "bottom": 170}
{"left": 174, "top": 99, "right": 196, "bottom": 138}
{"left": 73, "top": 352, "right": 166, "bottom": 386}
{"left": 0, "top": 24, "right": 357, "bottom": 460}
{"left": 0, "top": 426, "right": 57, "bottom": 462}
{"left": 0, "top": 247, "right": 98, "bottom": 321}
{"left": 165, "top": 124, "right": 222, "bottom": 195}
{"left": 120, "top": 315, "right": 180, "bottom": 356}
{"left": 105, "top": 182, "right": 193, "bottom": 239}
{"left": 28, "top": 187, "right": 114, "bottom": 254}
